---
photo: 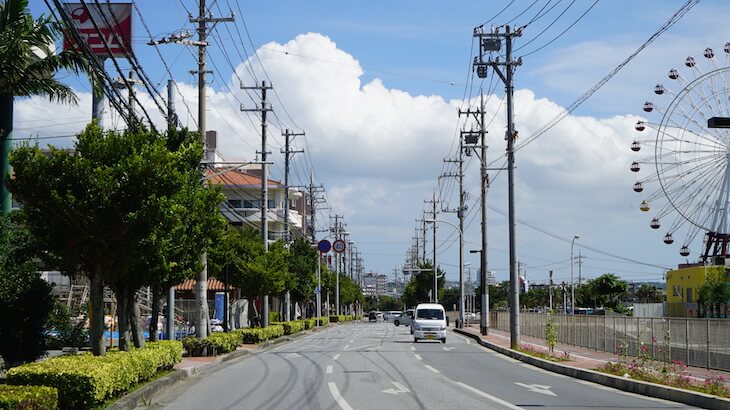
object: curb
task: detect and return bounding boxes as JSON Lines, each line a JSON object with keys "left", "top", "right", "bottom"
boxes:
{"left": 454, "top": 328, "right": 730, "bottom": 410}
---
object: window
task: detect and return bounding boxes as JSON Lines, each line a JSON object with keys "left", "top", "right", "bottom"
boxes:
{"left": 243, "top": 200, "right": 259, "bottom": 209}
{"left": 268, "top": 200, "right": 275, "bottom": 209}
{"left": 227, "top": 199, "right": 242, "bottom": 208}
{"left": 416, "top": 309, "right": 444, "bottom": 320}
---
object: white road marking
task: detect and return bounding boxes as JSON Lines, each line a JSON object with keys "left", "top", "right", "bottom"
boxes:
{"left": 443, "top": 346, "right": 455, "bottom": 351}
{"left": 382, "top": 381, "right": 410, "bottom": 395}
{"left": 328, "top": 382, "right": 353, "bottom": 410}
{"left": 333, "top": 353, "right": 341, "bottom": 361}
{"left": 343, "top": 345, "right": 350, "bottom": 350}
{"left": 452, "top": 333, "right": 473, "bottom": 344}
{"left": 494, "top": 354, "right": 520, "bottom": 363}
{"left": 349, "top": 339, "right": 354, "bottom": 343}
{"left": 326, "top": 365, "right": 333, "bottom": 374}
{"left": 409, "top": 346, "right": 416, "bottom": 351}
{"left": 343, "top": 343, "right": 378, "bottom": 351}
{"left": 414, "top": 354, "right": 422, "bottom": 360}
{"left": 515, "top": 383, "right": 557, "bottom": 397}
{"left": 424, "top": 365, "right": 440, "bottom": 373}
{"left": 453, "top": 381, "right": 522, "bottom": 410}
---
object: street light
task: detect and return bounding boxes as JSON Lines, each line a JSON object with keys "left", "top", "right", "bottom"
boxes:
{"left": 426, "top": 218, "right": 464, "bottom": 328}
{"left": 570, "top": 235, "right": 580, "bottom": 314}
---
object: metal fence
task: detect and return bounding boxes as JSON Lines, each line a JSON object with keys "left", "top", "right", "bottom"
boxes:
{"left": 491, "top": 311, "right": 730, "bottom": 371}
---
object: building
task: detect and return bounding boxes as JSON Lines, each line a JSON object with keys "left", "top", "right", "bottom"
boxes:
{"left": 665, "top": 263, "right": 725, "bottom": 317}
{"left": 206, "top": 166, "right": 307, "bottom": 243}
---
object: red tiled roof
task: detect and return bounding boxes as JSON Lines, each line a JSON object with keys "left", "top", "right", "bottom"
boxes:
{"left": 205, "top": 168, "right": 282, "bottom": 187}
{"left": 175, "top": 278, "right": 235, "bottom": 291}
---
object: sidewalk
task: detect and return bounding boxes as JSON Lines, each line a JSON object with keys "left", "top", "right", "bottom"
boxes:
{"left": 458, "top": 323, "right": 730, "bottom": 387}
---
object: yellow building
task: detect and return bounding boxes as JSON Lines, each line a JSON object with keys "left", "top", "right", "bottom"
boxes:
{"left": 665, "top": 264, "right": 725, "bottom": 317}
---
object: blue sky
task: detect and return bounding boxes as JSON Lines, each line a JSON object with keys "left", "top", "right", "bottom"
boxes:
{"left": 22, "top": 0, "right": 730, "bottom": 287}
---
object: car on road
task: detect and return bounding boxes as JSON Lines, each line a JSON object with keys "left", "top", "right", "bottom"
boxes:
{"left": 393, "top": 309, "right": 413, "bottom": 327}
{"left": 368, "top": 311, "right": 383, "bottom": 322}
{"left": 383, "top": 311, "right": 401, "bottom": 322}
{"left": 412, "top": 303, "right": 447, "bottom": 343}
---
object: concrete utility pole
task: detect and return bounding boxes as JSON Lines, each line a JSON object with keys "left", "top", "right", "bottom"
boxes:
{"left": 425, "top": 192, "right": 439, "bottom": 303}
{"left": 281, "top": 129, "right": 304, "bottom": 322}
{"left": 189, "top": 1, "right": 234, "bottom": 340}
{"left": 549, "top": 270, "right": 554, "bottom": 312}
{"left": 242, "top": 81, "right": 273, "bottom": 327}
{"left": 460, "top": 89, "right": 491, "bottom": 335}
{"left": 474, "top": 24, "right": 522, "bottom": 348}
{"left": 577, "top": 250, "right": 585, "bottom": 286}
{"left": 443, "top": 136, "right": 466, "bottom": 328}
{"left": 167, "top": 79, "right": 177, "bottom": 340}
{"left": 308, "top": 171, "right": 325, "bottom": 323}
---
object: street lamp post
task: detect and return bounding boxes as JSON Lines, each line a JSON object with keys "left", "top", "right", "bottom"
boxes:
{"left": 426, "top": 218, "right": 464, "bottom": 328}
{"left": 570, "top": 235, "right": 580, "bottom": 314}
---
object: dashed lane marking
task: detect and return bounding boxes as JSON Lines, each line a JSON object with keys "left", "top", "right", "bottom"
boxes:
{"left": 414, "top": 354, "right": 422, "bottom": 360}
{"left": 333, "top": 353, "right": 341, "bottom": 361}
{"left": 424, "top": 365, "right": 440, "bottom": 374}
{"left": 453, "top": 381, "right": 522, "bottom": 410}
{"left": 326, "top": 365, "right": 333, "bottom": 374}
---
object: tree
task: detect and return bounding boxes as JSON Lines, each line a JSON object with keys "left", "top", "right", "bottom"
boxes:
{"left": 636, "top": 284, "right": 662, "bottom": 303}
{"left": 285, "top": 238, "right": 317, "bottom": 317}
{"left": 9, "top": 124, "right": 216, "bottom": 353}
{"left": 586, "top": 273, "right": 628, "bottom": 311}
{"left": 698, "top": 269, "right": 730, "bottom": 317}
{"left": 0, "top": 0, "right": 93, "bottom": 213}
{"left": 0, "top": 212, "right": 53, "bottom": 365}
{"left": 401, "top": 261, "right": 445, "bottom": 307}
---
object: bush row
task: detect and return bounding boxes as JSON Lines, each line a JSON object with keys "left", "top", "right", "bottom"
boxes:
{"left": 329, "top": 314, "right": 359, "bottom": 323}
{"left": 182, "top": 332, "right": 240, "bottom": 357}
{"left": 5, "top": 341, "right": 182, "bottom": 410}
{"left": 0, "top": 385, "right": 58, "bottom": 410}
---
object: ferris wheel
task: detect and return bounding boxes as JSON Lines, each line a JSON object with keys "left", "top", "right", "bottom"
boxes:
{"left": 631, "top": 43, "right": 730, "bottom": 261}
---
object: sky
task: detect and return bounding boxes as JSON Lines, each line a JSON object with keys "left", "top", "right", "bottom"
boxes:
{"left": 21, "top": 0, "right": 730, "bottom": 287}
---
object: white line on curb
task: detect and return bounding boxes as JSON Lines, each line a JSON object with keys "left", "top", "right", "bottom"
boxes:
{"left": 328, "top": 382, "right": 353, "bottom": 410}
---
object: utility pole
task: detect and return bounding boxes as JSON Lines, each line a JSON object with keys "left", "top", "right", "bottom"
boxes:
{"left": 474, "top": 24, "right": 522, "bottom": 348}
{"left": 242, "top": 81, "right": 273, "bottom": 327}
{"left": 461, "top": 88, "right": 491, "bottom": 335}
{"left": 166, "top": 79, "right": 177, "bottom": 340}
{"left": 577, "top": 250, "right": 586, "bottom": 286}
{"left": 308, "top": 171, "right": 324, "bottom": 322}
{"left": 331, "top": 215, "right": 343, "bottom": 315}
{"left": 549, "top": 270, "right": 554, "bottom": 312}
{"left": 425, "top": 192, "right": 439, "bottom": 303}
{"left": 443, "top": 135, "right": 466, "bottom": 328}
{"left": 281, "top": 129, "right": 304, "bottom": 322}
{"left": 186, "top": 1, "right": 234, "bottom": 340}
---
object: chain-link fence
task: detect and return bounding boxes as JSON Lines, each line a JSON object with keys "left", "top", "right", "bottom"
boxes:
{"left": 491, "top": 311, "right": 730, "bottom": 371}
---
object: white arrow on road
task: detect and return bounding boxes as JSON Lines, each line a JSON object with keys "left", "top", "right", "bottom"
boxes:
{"left": 382, "top": 381, "right": 410, "bottom": 395}
{"left": 515, "top": 383, "right": 557, "bottom": 397}
{"left": 443, "top": 346, "right": 455, "bottom": 351}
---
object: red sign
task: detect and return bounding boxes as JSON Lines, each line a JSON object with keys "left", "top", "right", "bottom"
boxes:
{"left": 63, "top": 3, "right": 133, "bottom": 58}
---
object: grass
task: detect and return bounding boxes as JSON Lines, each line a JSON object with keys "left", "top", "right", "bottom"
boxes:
{"left": 595, "top": 357, "right": 729, "bottom": 398}
{"left": 517, "top": 344, "right": 572, "bottom": 362}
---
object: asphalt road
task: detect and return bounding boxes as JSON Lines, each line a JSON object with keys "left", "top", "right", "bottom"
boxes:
{"left": 145, "top": 321, "right": 699, "bottom": 409}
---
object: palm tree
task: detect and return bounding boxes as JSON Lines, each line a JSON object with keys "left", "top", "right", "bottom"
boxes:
{"left": 0, "top": 0, "right": 91, "bottom": 213}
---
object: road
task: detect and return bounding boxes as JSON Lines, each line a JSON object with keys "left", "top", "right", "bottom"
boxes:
{"left": 146, "top": 321, "right": 698, "bottom": 409}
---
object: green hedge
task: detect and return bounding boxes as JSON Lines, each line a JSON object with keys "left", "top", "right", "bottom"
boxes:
{"left": 6, "top": 340, "right": 182, "bottom": 409}
{"left": 272, "top": 321, "right": 305, "bottom": 336}
{"left": 0, "top": 385, "right": 58, "bottom": 410}
{"left": 234, "top": 325, "right": 285, "bottom": 344}
{"left": 182, "top": 331, "right": 241, "bottom": 357}
{"left": 329, "top": 315, "right": 355, "bottom": 323}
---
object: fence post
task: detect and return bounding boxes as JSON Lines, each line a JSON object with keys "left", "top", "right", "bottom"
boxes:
{"left": 651, "top": 318, "right": 655, "bottom": 360}
{"left": 707, "top": 318, "right": 711, "bottom": 370}
{"left": 613, "top": 317, "right": 617, "bottom": 354}
{"left": 685, "top": 318, "right": 689, "bottom": 366}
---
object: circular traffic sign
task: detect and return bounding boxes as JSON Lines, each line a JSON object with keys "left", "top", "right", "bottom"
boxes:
{"left": 333, "top": 239, "right": 346, "bottom": 253}
{"left": 318, "top": 239, "right": 332, "bottom": 253}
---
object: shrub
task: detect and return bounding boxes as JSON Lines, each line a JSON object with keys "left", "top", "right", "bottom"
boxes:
{"left": 0, "top": 385, "right": 58, "bottom": 410}
{"left": 329, "top": 315, "right": 339, "bottom": 323}
{"left": 234, "top": 325, "right": 285, "bottom": 344}
{"left": 5, "top": 340, "right": 182, "bottom": 409}
{"left": 269, "top": 311, "right": 279, "bottom": 323}
{"left": 182, "top": 333, "right": 241, "bottom": 357}
{"left": 273, "top": 321, "right": 305, "bottom": 335}
{"left": 315, "top": 316, "right": 329, "bottom": 326}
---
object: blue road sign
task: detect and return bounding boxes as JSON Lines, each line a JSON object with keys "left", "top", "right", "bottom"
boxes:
{"left": 318, "top": 239, "right": 331, "bottom": 253}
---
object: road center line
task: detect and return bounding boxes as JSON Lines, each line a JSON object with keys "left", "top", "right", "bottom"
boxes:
{"left": 326, "top": 365, "right": 333, "bottom": 374}
{"left": 424, "top": 365, "right": 440, "bottom": 373}
{"left": 414, "top": 354, "right": 422, "bottom": 360}
{"left": 333, "top": 353, "right": 341, "bottom": 361}
{"left": 328, "top": 382, "right": 353, "bottom": 410}
{"left": 453, "top": 381, "right": 522, "bottom": 410}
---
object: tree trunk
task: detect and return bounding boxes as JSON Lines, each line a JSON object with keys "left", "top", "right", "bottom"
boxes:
{"left": 89, "top": 273, "right": 106, "bottom": 356}
{"left": 0, "top": 94, "right": 13, "bottom": 214}
{"left": 149, "top": 284, "right": 161, "bottom": 342}
{"left": 116, "top": 289, "right": 130, "bottom": 351}
{"left": 129, "top": 292, "right": 145, "bottom": 348}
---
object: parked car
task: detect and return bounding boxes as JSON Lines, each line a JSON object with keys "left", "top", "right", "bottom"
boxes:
{"left": 412, "top": 303, "right": 447, "bottom": 343}
{"left": 394, "top": 309, "right": 414, "bottom": 327}
{"left": 383, "top": 311, "right": 401, "bottom": 322}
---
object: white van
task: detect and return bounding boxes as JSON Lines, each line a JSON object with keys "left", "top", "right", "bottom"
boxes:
{"left": 412, "top": 303, "right": 447, "bottom": 343}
